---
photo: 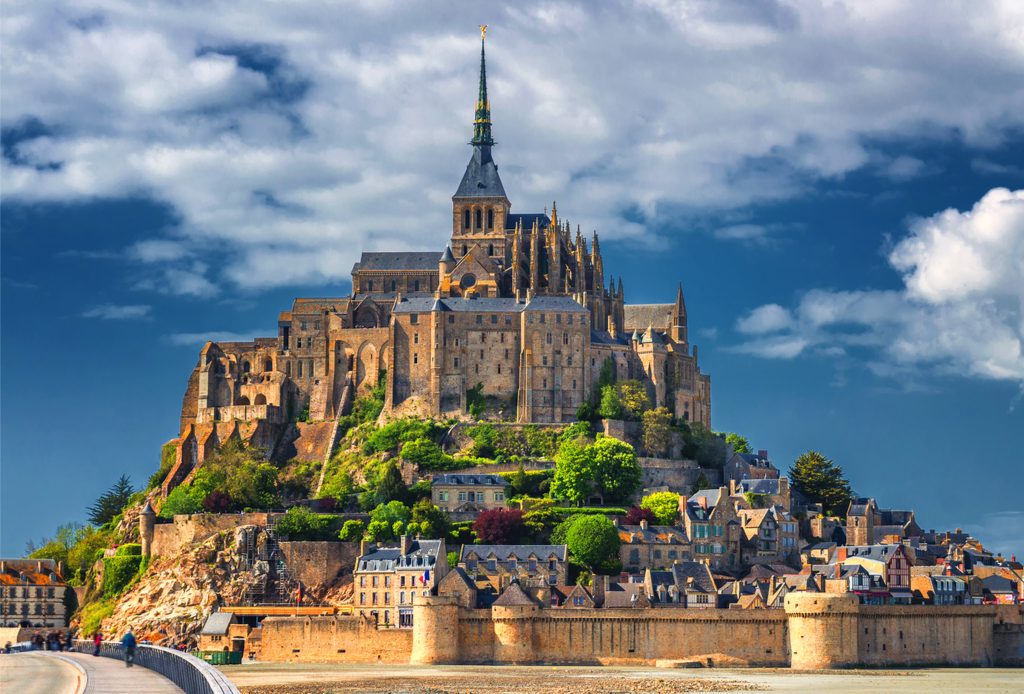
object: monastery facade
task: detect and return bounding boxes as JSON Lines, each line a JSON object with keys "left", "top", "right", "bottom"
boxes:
{"left": 177, "top": 32, "right": 710, "bottom": 441}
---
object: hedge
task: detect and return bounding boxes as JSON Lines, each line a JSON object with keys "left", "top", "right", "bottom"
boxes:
{"left": 102, "top": 555, "right": 142, "bottom": 597}
{"left": 114, "top": 543, "right": 142, "bottom": 556}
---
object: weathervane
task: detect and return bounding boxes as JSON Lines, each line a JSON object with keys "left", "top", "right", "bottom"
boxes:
{"left": 480, "top": 24, "right": 487, "bottom": 40}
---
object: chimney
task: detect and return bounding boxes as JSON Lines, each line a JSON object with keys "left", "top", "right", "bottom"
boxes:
{"left": 729, "top": 479, "right": 737, "bottom": 496}
{"left": 836, "top": 547, "right": 848, "bottom": 563}
{"left": 360, "top": 539, "right": 369, "bottom": 556}
{"left": 698, "top": 496, "right": 707, "bottom": 510}
{"left": 400, "top": 534, "right": 410, "bottom": 555}
{"left": 639, "top": 519, "right": 649, "bottom": 530}
{"left": 758, "top": 449, "right": 768, "bottom": 460}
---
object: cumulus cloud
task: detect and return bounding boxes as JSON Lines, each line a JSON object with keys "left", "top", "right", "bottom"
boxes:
{"left": 3, "top": 1, "right": 1024, "bottom": 293}
{"left": 81, "top": 303, "right": 151, "bottom": 320}
{"left": 732, "top": 188, "right": 1024, "bottom": 384}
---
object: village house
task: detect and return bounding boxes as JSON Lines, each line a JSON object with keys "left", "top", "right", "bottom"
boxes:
{"left": 354, "top": 537, "right": 447, "bottom": 627}
{"left": 645, "top": 562, "right": 719, "bottom": 608}
{"left": 845, "top": 497, "right": 923, "bottom": 546}
{"left": 836, "top": 544, "right": 913, "bottom": 604}
{"left": 723, "top": 449, "right": 778, "bottom": 483}
{"left": 730, "top": 477, "right": 790, "bottom": 511}
{"left": 679, "top": 488, "right": 742, "bottom": 570}
{"left": 736, "top": 507, "right": 801, "bottom": 568}
{"left": 0, "top": 559, "right": 68, "bottom": 628}
{"left": 430, "top": 473, "right": 507, "bottom": 515}
{"left": 458, "top": 544, "right": 569, "bottom": 601}
{"left": 911, "top": 573, "right": 967, "bottom": 605}
{"left": 617, "top": 520, "right": 690, "bottom": 574}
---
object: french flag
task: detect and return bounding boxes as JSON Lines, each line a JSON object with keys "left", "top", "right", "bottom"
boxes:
{"left": 420, "top": 569, "right": 430, "bottom": 586}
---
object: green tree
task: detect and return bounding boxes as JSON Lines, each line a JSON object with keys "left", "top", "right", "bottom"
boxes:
{"left": 589, "top": 437, "right": 641, "bottom": 503}
{"left": 641, "top": 407, "right": 672, "bottom": 457}
{"left": 87, "top": 474, "right": 136, "bottom": 526}
{"left": 725, "top": 433, "right": 751, "bottom": 455}
{"left": 689, "top": 472, "right": 710, "bottom": 496}
{"left": 370, "top": 501, "right": 412, "bottom": 528}
{"left": 617, "top": 381, "right": 651, "bottom": 421}
{"left": 564, "top": 514, "right": 620, "bottom": 573}
{"left": 401, "top": 438, "right": 453, "bottom": 470}
{"left": 640, "top": 491, "right": 680, "bottom": 525}
{"left": 789, "top": 450, "right": 853, "bottom": 517}
{"left": 411, "top": 498, "right": 451, "bottom": 539}
{"left": 363, "top": 519, "right": 393, "bottom": 542}
{"left": 374, "top": 462, "right": 409, "bottom": 506}
{"left": 551, "top": 439, "right": 593, "bottom": 504}
{"left": 159, "top": 483, "right": 204, "bottom": 518}
{"left": 598, "top": 384, "right": 624, "bottom": 420}
{"left": 275, "top": 506, "right": 332, "bottom": 540}
{"left": 682, "top": 423, "right": 728, "bottom": 469}
{"left": 338, "top": 519, "right": 365, "bottom": 541}
{"left": 592, "top": 357, "right": 616, "bottom": 404}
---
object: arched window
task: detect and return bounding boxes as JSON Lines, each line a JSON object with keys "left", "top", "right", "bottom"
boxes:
{"left": 463, "top": 209, "right": 470, "bottom": 230}
{"left": 475, "top": 208, "right": 482, "bottom": 229}
{"left": 241, "top": 361, "right": 250, "bottom": 373}
{"left": 390, "top": 279, "right": 397, "bottom": 292}
{"left": 264, "top": 359, "right": 273, "bottom": 372}
{"left": 487, "top": 208, "right": 494, "bottom": 230}
{"left": 414, "top": 279, "right": 420, "bottom": 291}
{"left": 461, "top": 244, "right": 467, "bottom": 256}
{"left": 488, "top": 243, "right": 494, "bottom": 257}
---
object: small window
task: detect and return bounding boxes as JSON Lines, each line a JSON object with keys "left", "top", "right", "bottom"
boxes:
{"left": 487, "top": 208, "right": 494, "bottom": 230}
{"left": 476, "top": 315, "right": 483, "bottom": 324}
{"left": 414, "top": 333, "right": 419, "bottom": 344}
{"left": 476, "top": 208, "right": 483, "bottom": 229}
{"left": 448, "top": 315, "right": 455, "bottom": 324}
{"left": 540, "top": 314, "right": 546, "bottom": 324}
{"left": 463, "top": 209, "right": 470, "bottom": 230}
{"left": 454, "top": 358, "right": 460, "bottom": 368}
{"left": 414, "top": 279, "right": 421, "bottom": 291}
{"left": 367, "top": 280, "right": 374, "bottom": 291}
{"left": 413, "top": 354, "right": 418, "bottom": 364}
{"left": 410, "top": 314, "right": 419, "bottom": 324}
{"left": 491, "top": 315, "right": 498, "bottom": 324}
{"left": 488, "top": 243, "right": 494, "bottom": 256}
{"left": 391, "top": 279, "right": 397, "bottom": 292}
{"left": 556, "top": 314, "right": 562, "bottom": 324}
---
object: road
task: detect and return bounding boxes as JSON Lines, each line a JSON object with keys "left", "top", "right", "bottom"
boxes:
{"left": 0, "top": 652, "right": 81, "bottom": 694}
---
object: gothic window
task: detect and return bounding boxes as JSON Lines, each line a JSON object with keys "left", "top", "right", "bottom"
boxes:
{"left": 367, "top": 280, "right": 374, "bottom": 291}
{"left": 463, "top": 209, "right": 470, "bottom": 230}
{"left": 414, "top": 279, "right": 420, "bottom": 291}
{"left": 297, "top": 361, "right": 303, "bottom": 377}
{"left": 264, "top": 359, "right": 273, "bottom": 371}
{"left": 476, "top": 208, "right": 482, "bottom": 229}
{"left": 487, "top": 208, "right": 494, "bottom": 230}
{"left": 563, "top": 333, "right": 569, "bottom": 345}
{"left": 391, "top": 279, "right": 397, "bottom": 292}
{"left": 462, "top": 244, "right": 467, "bottom": 255}
{"left": 546, "top": 332, "right": 552, "bottom": 345}
{"left": 488, "top": 243, "right": 494, "bottom": 256}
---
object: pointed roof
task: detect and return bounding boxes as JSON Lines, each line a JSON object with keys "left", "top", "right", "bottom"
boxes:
{"left": 641, "top": 324, "right": 665, "bottom": 344}
{"left": 141, "top": 500, "right": 155, "bottom": 516}
{"left": 455, "top": 143, "right": 506, "bottom": 198}
{"left": 674, "top": 283, "right": 687, "bottom": 317}
{"left": 440, "top": 246, "right": 455, "bottom": 263}
{"left": 492, "top": 580, "right": 536, "bottom": 607}
{"left": 471, "top": 27, "right": 494, "bottom": 147}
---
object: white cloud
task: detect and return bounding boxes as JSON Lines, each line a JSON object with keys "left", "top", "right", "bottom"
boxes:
{"left": 166, "top": 330, "right": 267, "bottom": 346}
{"left": 81, "top": 303, "right": 151, "bottom": 320}
{"left": 732, "top": 188, "right": 1024, "bottom": 383}
{"left": 2, "top": 2, "right": 1024, "bottom": 292}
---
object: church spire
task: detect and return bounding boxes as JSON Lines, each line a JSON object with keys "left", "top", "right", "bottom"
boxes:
{"left": 471, "top": 25, "right": 494, "bottom": 147}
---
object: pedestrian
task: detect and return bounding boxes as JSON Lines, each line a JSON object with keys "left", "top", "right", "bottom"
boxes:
{"left": 121, "top": 630, "right": 136, "bottom": 668}
{"left": 93, "top": 631, "right": 102, "bottom": 657}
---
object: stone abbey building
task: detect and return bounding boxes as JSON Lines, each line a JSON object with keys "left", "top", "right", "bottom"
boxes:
{"left": 176, "top": 32, "right": 711, "bottom": 449}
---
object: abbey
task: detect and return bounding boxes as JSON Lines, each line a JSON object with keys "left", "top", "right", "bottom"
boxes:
{"left": 177, "top": 33, "right": 710, "bottom": 438}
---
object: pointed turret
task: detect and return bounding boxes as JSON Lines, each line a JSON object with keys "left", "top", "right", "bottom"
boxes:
{"left": 471, "top": 26, "right": 494, "bottom": 148}
{"left": 671, "top": 283, "right": 688, "bottom": 345}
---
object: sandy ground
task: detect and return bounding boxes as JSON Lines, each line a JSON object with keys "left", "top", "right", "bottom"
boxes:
{"left": 221, "top": 663, "right": 1024, "bottom": 694}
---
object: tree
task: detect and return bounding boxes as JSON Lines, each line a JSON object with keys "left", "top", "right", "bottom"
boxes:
{"left": 339, "top": 520, "right": 365, "bottom": 541}
{"left": 789, "top": 450, "right": 853, "bottom": 517}
{"left": 598, "top": 384, "right": 624, "bottom": 420}
{"left": 689, "top": 472, "right": 710, "bottom": 496}
{"left": 364, "top": 519, "right": 394, "bottom": 542}
{"left": 592, "top": 357, "right": 616, "bottom": 404}
{"left": 370, "top": 501, "right": 412, "bottom": 528}
{"left": 725, "top": 433, "right": 751, "bottom": 455}
{"left": 617, "top": 381, "right": 651, "bottom": 421}
{"left": 624, "top": 506, "right": 656, "bottom": 525}
{"left": 682, "top": 423, "right": 728, "bottom": 469}
{"left": 641, "top": 407, "right": 672, "bottom": 457}
{"left": 87, "top": 474, "right": 136, "bottom": 526}
{"left": 473, "top": 508, "right": 526, "bottom": 545}
{"left": 589, "top": 437, "right": 641, "bottom": 503}
{"left": 411, "top": 498, "right": 451, "bottom": 539}
{"left": 400, "top": 438, "right": 453, "bottom": 470}
{"left": 550, "top": 439, "right": 593, "bottom": 504}
{"left": 640, "top": 491, "right": 680, "bottom": 525}
{"left": 575, "top": 401, "right": 596, "bottom": 423}
{"left": 564, "top": 515, "right": 620, "bottom": 573}
{"left": 376, "top": 462, "right": 409, "bottom": 506}
{"left": 276, "top": 506, "right": 332, "bottom": 540}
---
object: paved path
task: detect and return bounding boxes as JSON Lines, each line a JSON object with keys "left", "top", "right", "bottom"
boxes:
{"left": 0, "top": 652, "right": 83, "bottom": 694}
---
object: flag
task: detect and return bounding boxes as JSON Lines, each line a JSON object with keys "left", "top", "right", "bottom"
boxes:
{"left": 420, "top": 569, "right": 430, "bottom": 586}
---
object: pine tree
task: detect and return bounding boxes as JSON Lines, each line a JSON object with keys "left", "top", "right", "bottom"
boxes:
{"left": 789, "top": 450, "right": 853, "bottom": 517}
{"left": 86, "top": 474, "right": 135, "bottom": 526}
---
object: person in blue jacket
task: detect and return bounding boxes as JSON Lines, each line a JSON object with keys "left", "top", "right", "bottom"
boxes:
{"left": 121, "top": 630, "right": 136, "bottom": 668}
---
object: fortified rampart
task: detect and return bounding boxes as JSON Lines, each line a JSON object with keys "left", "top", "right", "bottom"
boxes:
{"left": 150, "top": 512, "right": 275, "bottom": 557}
{"left": 256, "top": 593, "right": 1024, "bottom": 668}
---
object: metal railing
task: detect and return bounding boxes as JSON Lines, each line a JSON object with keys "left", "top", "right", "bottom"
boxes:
{"left": 74, "top": 640, "right": 239, "bottom": 694}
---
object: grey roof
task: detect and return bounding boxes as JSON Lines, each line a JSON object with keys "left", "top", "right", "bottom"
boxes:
{"left": 603, "top": 582, "right": 648, "bottom": 608}
{"left": 880, "top": 509, "right": 915, "bottom": 525}
{"left": 623, "top": 304, "right": 673, "bottom": 331}
{"left": 981, "top": 575, "right": 1017, "bottom": 593}
{"left": 641, "top": 326, "right": 665, "bottom": 344}
{"left": 141, "top": 501, "right": 155, "bottom": 516}
{"left": 461, "top": 544, "right": 567, "bottom": 562}
{"left": 352, "top": 251, "right": 440, "bottom": 272}
{"left": 523, "top": 295, "right": 588, "bottom": 312}
{"left": 432, "top": 473, "right": 506, "bottom": 487}
{"left": 841, "top": 544, "right": 904, "bottom": 562}
{"left": 440, "top": 246, "right": 455, "bottom": 263}
{"left": 505, "top": 213, "right": 550, "bottom": 231}
{"left": 671, "top": 561, "right": 717, "bottom": 593}
{"left": 492, "top": 581, "right": 535, "bottom": 606}
{"left": 392, "top": 296, "right": 524, "bottom": 314}
{"left": 357, "top": 539, "right": 442, "bottom": 572}
{"left": 590, "top": 330, "right": 628, "bottom": 345}
{"left": 734, "top": 452, "right": 773, "bottom": 468}
{"left": 201, "top": 612, "right": 234, "bottom": 636}
{"left": 739, "top": 479, "right": 781, "bottom": 495}
{"left": 454, "top": 146, "right": 507, "bottom": 198}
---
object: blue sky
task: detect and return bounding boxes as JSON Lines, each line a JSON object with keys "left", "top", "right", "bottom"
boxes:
{"left": 2, "top": 1, "right": 1023, "bottom": 557}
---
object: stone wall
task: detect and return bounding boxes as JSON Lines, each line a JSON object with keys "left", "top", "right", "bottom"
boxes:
{"left": 856, "top": 605, "right": 996, "bottom": 667}
{"left": 279, "top": 541, "right": 359, "bottom": 587}
{"left": 993, "top": 604, "right": 1024, "bottom": 666}
{"left": 150, "top": 513, "right": 274, "bottom": 558}
{"left": 259, "top": 616, "right": 412, "bottom": 663}
{"left": 638, "top": 457, "right": 720, "bottom": 494}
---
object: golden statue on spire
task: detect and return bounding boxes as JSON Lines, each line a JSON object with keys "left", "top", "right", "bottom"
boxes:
{"left": 480, "top": 24, "right": 488, "bottom": 40}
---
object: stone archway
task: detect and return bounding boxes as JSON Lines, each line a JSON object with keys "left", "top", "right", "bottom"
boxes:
{"left": 356, "top": 342, "right": 379, "bottom": 392}
{"left": 254, "top": 394, "right": 267, "bottom": 406}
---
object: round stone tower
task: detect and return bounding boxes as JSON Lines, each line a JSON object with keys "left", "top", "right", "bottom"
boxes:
{"left": 491, "top": 603, "right": 538, "bottom": 664}
{"left": 411, "top": 594, "right": 459, "bottom": 664}
{"left": 785, "top": 591, "right": 860, "bottom": 669}
{"left": 139, "top": 501, "right": 156, "bottom": 558}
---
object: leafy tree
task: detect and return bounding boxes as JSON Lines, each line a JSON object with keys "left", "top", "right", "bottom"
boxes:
{"left": 725, "top": 432, "right": 752, "bottom": 455}
{"left": 743, "top": 492, "right": 769, "bottom": 509}
{"left": 370, "top": 501, "right": 412, "bottom": 528}
{"left": 641, "top": 407, "right": 672, "bottom": 457}
{"left": 682, "top": 423, "right": 728, "bottom": 469}
{"left": 789, "top": 450, "right": 853, "bottom": 517}
{"left": 447, "top": 550, "right": 459, "bottom": 568}
{"left": 550, "top": 439, "right": 594, "bottom": 504}
{"left": 400, "top": 438, "right": 454, "bottom": 470}
{"left": 467, "top": 423, "right": 498, "bottom": 458}
{"left": 564, "top": 514, "right": 620, "bottom": 573}
{"left": 592, "top": 357, "right": 616, "bottom": 404}
{"left": 411, "top": 498, "right": 451, "bottom": 539}
{"left": 640, "top": 491, "right": 680, "bottom": 525}
{"left": 338, "top": 519, "right": 365, "bottom": 542}
{"left": 319, "top": 469, "right": 355, "bottom": 502}
{"left": 575, "top": 401, "right": 596, "bottom": 423}
{"left": 276, "top": 506, "right": 333, "bottom": 540}
{"left": 598, "top": 384, "right": 624, "bottom": 420}
{"left": 373, "top": 462, "right": 409, "bottom": 506}
{"left": 617, "top": 381, "right": 651, "bottom": 421}
{"left": 466, "top": 382, "right": 486, "bottom": 418}
{"left": 624, "top": 506, "right": 656, "bottom": 525}
{"left": 202, "top": 490, "right": 232, "bottom": 513}
{"left": 87, "top": 474, "right": 136, "bottom": 526}
{"left": 363, "top": 519, "right": 393, "bottom": 542}
{"left": 589, "top": 437, "right": 641, "bottom": 503}
{"left": 159, "top": 484, "right": 204, "bottom": 518}
{"left": 473, "top": 508, "right": 526, "bottom": 545}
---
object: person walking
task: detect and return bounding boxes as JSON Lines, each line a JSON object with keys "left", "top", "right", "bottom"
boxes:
{"left": 121, "top": 630, "right": 136, "bottom": 668}
{"left": 92, "top": 631, "right": 102, "bottom": 656}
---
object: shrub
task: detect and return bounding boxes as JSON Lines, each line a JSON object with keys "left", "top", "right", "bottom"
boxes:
{"left": 641, "top": 407, "right": 673, "bottom": 457}
{"left": 275, "top": 506, "right": 334, "bottom": 541}
{"left": 319, "top": 469, "right": 355, "bottom": 502}
{"left": 640, "top": 491, "right": 680, "bottom": 525}
{"left": 159, "top": 484, "right": 204, "bottom": 518}
{"left": 598, "top": 384, "right": 623, "bottom": 420}
{"left": 564, "top": 514, "right": 620, "bottom": 573}
{"left": 466, "top": 382, "right": 486, "bottom": 418}
{"left": 102, "top": 555, "right": 142, "bottom": 597}
{"left": 114, "top": 543, "right": 142, "bottom": 557}
{"left": 466, "top": 423, "right": 498, "bottom": 458}
{"left": 365, "top": 418, "right": 443, "bottom": 455}
{"left": 411, "top": 498, "right": 451, "bottom": 540}
{"left": 473, "top": 508, "right": 526, "bottom": 545}
{"left": 447, "top": 551, "right": 458, "bottom": 568}
{"left": 339, "top": 520, "right": 365, "bottom": 542}
{"left": 202, "top": 490, "right": 233, "bottom": 513}
{"left": 78, "top": 598, "right": 115, "bottom": 636}
{"left": 148, "top": 442, "right": 178, "bottom": 490}
{"left": 624, "top": 506, "right": 656, "bottom": 525}
{"left": 400, "top": 438, "right": 455, "bottom": 470}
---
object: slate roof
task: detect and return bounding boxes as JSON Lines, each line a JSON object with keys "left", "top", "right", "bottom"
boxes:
{"left": 201, "top": 612, "right": 234, "bottom": 636}
{"left": 590, "top": 330, "right": 629, "bottom": 345}
{"left": 454, "top": 146, "right": 507, "bottom": 198}
{"left": 842, "top": 544, "right": 903, "bottom": 562}
{"left": 623, "top": 304, "right": 673, "bottom": 331}
{"left": 461, "top": 545, "right": 567, "bottom": 562}
{"left": 603, "top": 581, "right": 649, "bottom": 608}
{"left": 492, "top": 581, "right": 536, "bottom": 607}
{"left": 981, "top": 575, "right": 1018, "bottom": 593}
{"left": 392, "top": 296, "right": 525, "bottom": 314}
{"left": 524, "top": 296, "right": 588, "bottom": 312}
{"left": 880, "top": 510, "right": 915, "bottom": 525}
{"left": 739, "top": 479, "right": 782, "bottom": 495}
{"left": 734, "top": 452, "right": 774, "bottom": 469}
{"left": 352, "top": 251, "right": 441, "bottom": 272}
{"left": 671, "top": 561, "right": 717, "bottom": 593}
{"left": 357, "top": 539, "right": 442, "bottom": 572}
{"left": 848, "top": 497, "right": 874, "bottom": 516}
{"left": 618, "top": 524, "right": 688, "bottom": 545}
{"left": 432, "top": 473, "right": 506, "bottom": 487}
{"left": 506, "top": 213, "right": 550, "bottom": 231}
